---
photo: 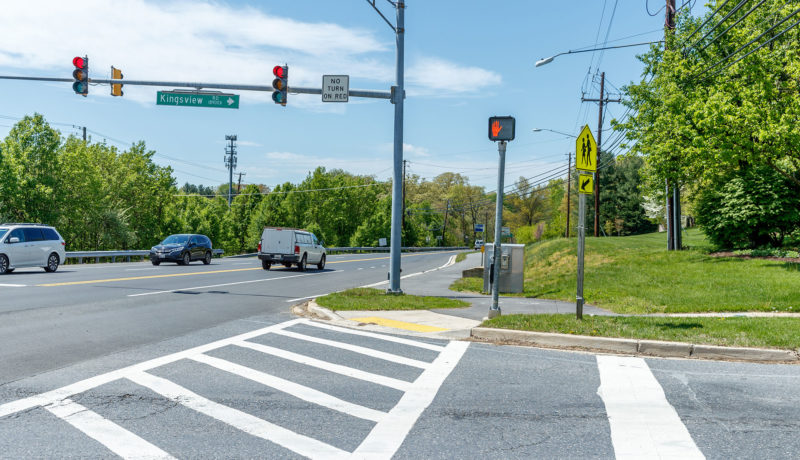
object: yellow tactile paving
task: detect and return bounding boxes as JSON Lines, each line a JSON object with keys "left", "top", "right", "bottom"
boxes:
{"left": 350, "top": 316, "right": 449, "bottom": 333}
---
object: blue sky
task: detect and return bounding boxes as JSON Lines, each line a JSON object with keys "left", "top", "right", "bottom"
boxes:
{"left": 0, "top": 0, "right": 704, "bottom": 190}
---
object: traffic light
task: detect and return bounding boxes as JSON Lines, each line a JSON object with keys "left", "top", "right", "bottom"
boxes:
{"left": 272, "top": 65, "right": 288, "bottom": 106}
{"left": 111, "top": 66, "right": 123, "bottom": 97}
{"left": 72, "top": 56, "right": 88, "bottom": 96}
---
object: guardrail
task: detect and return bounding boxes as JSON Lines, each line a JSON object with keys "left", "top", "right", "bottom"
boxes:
{"left": 326, "top": 246, "right": 469, "bottom": 253}
{"left": 65, "top": 249, "right": 225, "bottom": 264}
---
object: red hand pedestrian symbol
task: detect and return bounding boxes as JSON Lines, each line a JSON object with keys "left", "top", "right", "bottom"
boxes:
{"left": 491, "top": 120, "right": 502, "bottom": 138}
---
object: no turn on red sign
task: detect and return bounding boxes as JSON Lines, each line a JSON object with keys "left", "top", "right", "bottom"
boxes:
{"left": 322, "top": 75, "right": 349, "bottom": 102}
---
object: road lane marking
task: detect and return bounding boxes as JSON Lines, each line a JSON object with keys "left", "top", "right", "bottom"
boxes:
{"left": 352, "top": 340, "right": 469, "bottom": 458}
{"left": 235, "top": 340, "right": 412, "bottom": 391}
{"left": 46, "top": 399, "right": 175, "bottom": 460}
{"left": 127, "top": 271, "right": 339, "bottom": 297}
{"left": 0, "top": 283, "right": 26, "bottom": 287}
{"left": 127, "top": 371, "right": 349, "bottom": 460}
{"left": 191, "top": 354, "right": 386, "bottom": 422}
{"left": 273, "top": 329, "right": 431, "bottom": 369}
{"left": 0, "top": 319, "right": 303, "bottom": 419}
{"left": 350, "top": 317, "right": 448, "bottom": 333}
{"left": 596, "top": 355, "right": 704, "bottom": 460}
{"left": 38, "top": 267, "right": 263, "bottom": 287}
{"left": 302, "top": 320, "right": 446, "bottom": 352}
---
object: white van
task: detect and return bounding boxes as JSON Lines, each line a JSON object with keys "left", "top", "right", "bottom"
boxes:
{"left": 0, "top": 223, "right": 66, "bottom": 274}
{"left": 257, "top": 227, "right": 326, "bottom": 271}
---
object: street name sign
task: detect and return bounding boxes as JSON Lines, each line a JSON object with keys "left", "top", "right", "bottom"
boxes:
{"left": 488, "top": 116, "right": 515, "bottom": 141}
{"left": 157, "top": 91, "right": 240, "bottom": 109}
{"left": 322, "top": 75, "right": 349, "bottom": 102}
{"left": 578, "top": 173, "right": 594, "bottom": 195}
{"left": 501, "top": 226, "right": 511, "bottom": 236}
{"left": 474, "top": 223, "right": 485, "bottom": 232}
{"left": 575, "top": 125, "right": 597, "bottom": 171}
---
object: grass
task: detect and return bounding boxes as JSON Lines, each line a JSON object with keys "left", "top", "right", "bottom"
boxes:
{"left": 316, "top": 288, "right": 469, "bottom": 311}
{"left": 451, "top": 228, "right": 800, "bottom": 314}
{"left": 455, "top": 251, "right": 477, "bottom": 263}
{"left": 483, "top": 314, "right": 800, "bottom": 350}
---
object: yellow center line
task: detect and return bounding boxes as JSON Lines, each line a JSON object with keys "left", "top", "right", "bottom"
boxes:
{"left": 38, "top": 250, "right": 463, "bottom": 287}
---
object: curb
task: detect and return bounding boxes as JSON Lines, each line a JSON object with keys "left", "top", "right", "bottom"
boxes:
{"left": 470, "top": 327, "right": 800, "bottom": 363}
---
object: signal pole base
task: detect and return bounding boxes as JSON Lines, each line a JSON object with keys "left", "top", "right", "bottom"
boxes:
{"left": 487, "top": 308, "right": 501, "bottom": 319}
{"left": 386, "top": 289, "right": 403, "bottom": 295}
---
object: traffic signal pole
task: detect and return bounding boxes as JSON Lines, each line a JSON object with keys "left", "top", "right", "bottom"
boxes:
{"left": 387, "top": 1, "right": 405, "bottom": 294}
{"left": 489, "top": 140, "right": 507, "bottom": 319}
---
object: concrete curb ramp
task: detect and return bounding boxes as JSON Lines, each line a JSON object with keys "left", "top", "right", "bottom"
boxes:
{"left": 471, "top": 327, "right": 800, "bottom": 363}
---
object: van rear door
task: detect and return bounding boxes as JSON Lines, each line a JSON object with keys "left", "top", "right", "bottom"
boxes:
{"left": 262, "top": 228, "right": 294, "bottom": 255}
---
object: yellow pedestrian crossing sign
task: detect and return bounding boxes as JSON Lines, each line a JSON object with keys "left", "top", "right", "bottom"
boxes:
{"left": 578, "top": 173, "right": 594, "bottom": 195}
{"left": 575, "top": 125, "right": 597, "bottom": 172}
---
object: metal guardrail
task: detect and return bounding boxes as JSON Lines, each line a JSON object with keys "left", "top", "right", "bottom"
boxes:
{"left": 326, "top": 246, "right": 469, "bottom": 253}
{"left": 65, "top": 249, "right": 224, "bottom": 264}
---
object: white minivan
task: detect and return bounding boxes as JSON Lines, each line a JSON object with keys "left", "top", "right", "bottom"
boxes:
{"left": 257, "top": 227, "right": 326, "bottom": 271}
{"left": 0, "top": 223, "right": 66, "bottom": 274}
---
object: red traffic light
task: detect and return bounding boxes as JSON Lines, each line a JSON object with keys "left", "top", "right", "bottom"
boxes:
{"left": 73, "top": 56, "right": 86, "bottom": 69}
{"left": 273, "top": 65, "right": 285, "bottom": 79}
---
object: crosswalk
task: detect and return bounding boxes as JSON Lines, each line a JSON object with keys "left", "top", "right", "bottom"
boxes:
{"left": 0, "top": 318, "right": 467, "bottom": 459}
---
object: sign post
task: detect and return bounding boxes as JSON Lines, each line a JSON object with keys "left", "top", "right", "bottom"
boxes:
{"left": 575, "top": 125, "right": 597, "bottom": 320}
{"left": 487, "top": 116, "right": 515, "bottom": 319}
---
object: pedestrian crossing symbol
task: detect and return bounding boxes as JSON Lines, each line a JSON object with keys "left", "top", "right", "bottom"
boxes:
{"left": 575, "top": 125, "right": 597, "bottom": 172}
{"left": 578, "top": 173, "right": 594, "bottom": 195}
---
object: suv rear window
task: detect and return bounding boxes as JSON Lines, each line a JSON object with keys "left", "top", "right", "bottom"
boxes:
{"left": 23, "top": 228, "right": 44, "bottom": 241}
{"left": 42, "top": 228, "right": 60, "bottom": 240}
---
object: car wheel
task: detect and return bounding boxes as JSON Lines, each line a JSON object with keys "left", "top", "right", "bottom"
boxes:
{"left": 203, "top": 251, "right": 212, "bottom": 265}
{"left": 44, "top": 253, "right": 60, "bottom": 273}
{"left": 182, "top": 252, "right": 191, "bottom": 266}
{"left": 151, "top": 259, "right": 161, "bottom": 266}
{"left": 317, "top": 254, "right": 326, "bottom": 270}
{"left": 297, "top": 254, "right": 307, "bottom": 271}
{"left": 261, "top": 260, "right": 271, "bottom": 270}
{"left": 0, "top": 254, "right": 8, "bottom": 274}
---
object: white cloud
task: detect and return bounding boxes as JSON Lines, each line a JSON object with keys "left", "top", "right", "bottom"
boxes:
{"left": 0, "top": 1, "right": 500, "bottom": 105}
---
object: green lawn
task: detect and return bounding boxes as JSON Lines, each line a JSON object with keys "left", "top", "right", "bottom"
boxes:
{"left": 483, "top": 314, "right": 800, "bottom": 349}
{"left": 452, "top": 229, "right": 800, "bottom": 314}
{"left": 455, "top": 251, "right": 477, "bottom": 263}
{"left": 316, "top": 288, "right": 469, "bottom": 311}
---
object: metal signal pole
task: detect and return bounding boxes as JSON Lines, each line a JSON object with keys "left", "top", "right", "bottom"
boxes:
{"left": 489, "top": 141, "right": 507, "bottom": 319}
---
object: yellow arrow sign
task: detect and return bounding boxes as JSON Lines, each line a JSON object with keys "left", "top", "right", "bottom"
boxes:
{"left": 578, "top": 173, "right": 594, "bottom": 195}
{"left": 575, "top": 125, "right": 597, "bottom": 172}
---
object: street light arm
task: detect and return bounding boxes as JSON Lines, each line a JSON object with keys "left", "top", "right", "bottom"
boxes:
{"left": 535, "top": 40, "right": 663, "bottom": 67}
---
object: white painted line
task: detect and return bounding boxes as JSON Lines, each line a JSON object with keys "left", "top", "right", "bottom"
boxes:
{"left": 353, "top": 340, "right": 469, "bottom": 458}
{"left": 286, "top": 293, "right": 335, "bottom": 303}
{"left": 0, "top": 283, "right": 26, "bottom": 287}
{"left": 273, "top": 329, "right": 430, "bottom": 369}
{"left": 596, "top": 355, "right": 704, "bottom": 460}
{"left": 127, "top": 372, "right": 349, "bottom": 460}
{"left": 357, "top": 267, "right": 364, "bottom": 270}
{"left": 127, "top": 271, "right": 336, "bottom": 297}
{"left": 235, "top": 341, "right": 411, "bottom": 392}
{"left": 301, "top": 319, "right": 445, "bottom": 352}
{"left": 370, "top": 266, "right": 376, "bottom": 269}
{"left": 0, "top": 319, "right": 303, "bottom": 419}
{"left": 191, "top": 354, "right": 386, "bottom": 423}
{"left": 125, "top": 267, "right": 160, "bottom": 272}
{"left": 46, "top": 399, "right": 175, "bottom": 459}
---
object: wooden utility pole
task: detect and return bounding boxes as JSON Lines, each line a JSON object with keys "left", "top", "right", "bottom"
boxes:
{"left": 582, "top": 73, "right": 620, "bottom": 236}
{"left": 236, "top": 172, "right": 246, "bottom": 194}
{"left": 665, "top": 0, "right": 681, "bottom": 250}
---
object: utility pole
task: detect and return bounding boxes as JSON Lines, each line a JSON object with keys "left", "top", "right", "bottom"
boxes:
{"left": 224, "top": 135, "right": 237, "bottom": 206}
{"left": 665, "top": 0, "right": 681, "bottom": 251}
{"left": 236, "top": 172, "right": 246, "bottom": 194}
{"left": 565, "top": 152, "right": 571, "bottom": 238}
{"left": 441, "top": 199, "right": 450, "bottom": 246}
{"left": 82, "top": 126, "right": 86, "bottom": 141}
{"left": 582, "top": 73, "right": 621, "bottom": 237}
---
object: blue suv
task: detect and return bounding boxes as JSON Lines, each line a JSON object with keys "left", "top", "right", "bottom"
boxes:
{"left": 150, "top": 234, "right": 213, "bottom": 266}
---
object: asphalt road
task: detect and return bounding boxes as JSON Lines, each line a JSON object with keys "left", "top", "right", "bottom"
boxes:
{"left": 1, "top": 251, "right": 799, "bottom": 459}
{"left": 0, "top": 251, "right": 457, "bottom": 384}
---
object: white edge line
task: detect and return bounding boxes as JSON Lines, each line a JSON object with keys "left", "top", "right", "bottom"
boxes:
{"left": 234, "top": 341, "right": 412, "bottom": 392}
{"left": 273, "top": 329, "right": 430, "bottom": 369}
{"left": 0, "top": 319, "right": 304, "bottom": 419}
{"left": 190, "top": 354, "right": 386, "bottom": 423}
{"left": 46, "top": 399, "right": 175, "bottom": 459}
{"left": 353, "top": 340, "right": 470, "bottom": 458}
{"left": 299, "top": 319, "right": 445, "bottom": 352}
{"left": 127, "top": 371, "right": 349, "bottom": 460}
{"left": 0, "top": 283, "right": 26, "bottom": 287}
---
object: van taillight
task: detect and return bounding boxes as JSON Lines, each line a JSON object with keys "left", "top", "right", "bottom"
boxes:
{"left": 294, "top": 245, "right": 300, "bottom": 254}
{"left": 257, "top": 242, "right": 261, "bottom": 253}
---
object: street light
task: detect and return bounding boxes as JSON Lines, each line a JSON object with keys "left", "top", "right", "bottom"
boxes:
{"left": 532, "top": 128, "right": 574, "bottom": 137}
{"left": 534, "top": 41, "right": 662, "bottom": 67}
